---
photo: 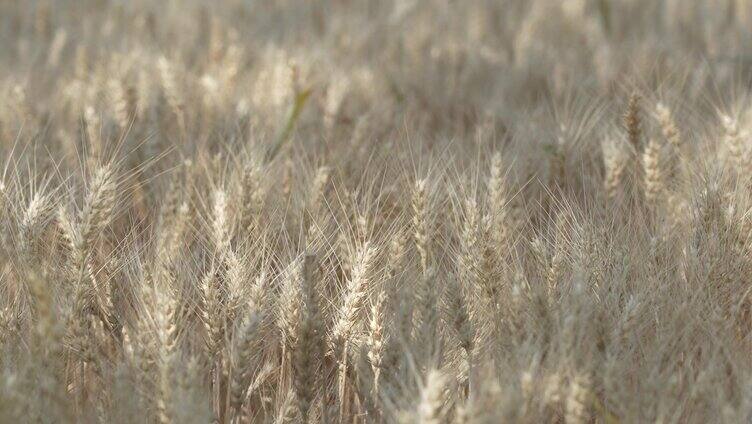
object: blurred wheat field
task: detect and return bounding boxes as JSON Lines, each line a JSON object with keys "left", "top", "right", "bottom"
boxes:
{"left": 4, "top": 0, "right": 752, "bottom": 422}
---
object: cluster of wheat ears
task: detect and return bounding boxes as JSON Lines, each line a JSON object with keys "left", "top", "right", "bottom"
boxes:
{"left": 4, "top": 0, "right": 752, "bottom": 423}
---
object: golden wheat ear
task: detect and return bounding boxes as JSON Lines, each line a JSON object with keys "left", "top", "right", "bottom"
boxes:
{"left": 624, "top": 93, "right": 642, "bottom": 151}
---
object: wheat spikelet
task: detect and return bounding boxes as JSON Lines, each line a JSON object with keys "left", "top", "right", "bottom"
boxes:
{"left": 154, "top": 283, "right": 179, "bottom": 358}
{"left": 200, "top": 266, "right": 223, "bottom": 358}
{"left": 386, "top": 231, "right": 407, "bottom": 280}
{"left": 331, "top": 242, "right": 376, "bottom": 352}
{"left": 224, "top": 251, "right": 247, "bottom": 317}
{"left": 238, "top": 158, "right": 264, "bottom": 237}
{"left": 24, "top": 269, "right": 68, "bottom": 420}
{"left": 415, "top": 266, "right": 440, "bottom": 367}
{"left": 546, "top": 213, "right": 569, "bottom": 298}
{"left": 291, "top": 254, "right": 323, "bottom": 421}
{"left": 59, "top": 165, "right": 118, "bottom": 330}
{"left": 157, "top": 56, "right": 186, "bottom": 134}
{"left": 0, "top": 306, "right": 12, "bottom": 346}
{"left": 417, "top": 369, "right": 447, "bottom": 424}
{"left": 330, "top": 242, "right": 376, "bottom": 419}
{"left": 460, "top": 195, "right": 482, "bottom": 293}
{"left": 305, "top": 165, "right": 331, "bottom": 239}
{"left": 643, "top": 137, "right": 665, "bottom": 204}
{"left": 56, "top": 205, "right": 77, "bottom": 250}
{"left": 722, "top": 114, "right": 746, "bottom": 172}
{"left": 278, "top": 260, "right": 302, "bottom": 359}
{"left": 445, "top": 277, "right": 474, "bottom": 358}
{"left": 159, "top": 201, "right": 190, "bottom": 265}
{"left": 156, "top": 363, "right": 174, "bottom": 424}
{"left": 655, "top": 103, "right": 681, "bottom": 149}
{"left": 603, "top": 141, "right": 627, "bottom": 199}
{"left": 19, "top": 191, "right": 53, "bottom": 255}
{"left": 310, "top": 166, "right": 331, "bottom": 211}
{"left": 211, "top": 188, "right": 231, "bottom": 252}
{"left": 565, "top": 373, "right": 590, "bottom": 424}
{"left": 20, "top": 191, "right": 51, "bottom": 238}
{"left": 412, "top": 179, "right": 431, "bottom": 275}
{"left": 26, "top": 268, "right": 60, "bottom": 356}
{"left": 136, "top": 66, "right": 153, "bottom": 120}
{"left": 281, "top": 158, "right": 293, "bottom": 197}
{"left": 84, "top": 107, "right": 103, "bottom": 165}
{"left": 274, "top": 389, "right": 296, "bottom": 424}
{"left": 487, "top": 151, "right": 512, "bottom": 250}
{"left": 46, "top": 29, "right": 67, "bottom": 68}
{"left": 79, "top": 164, "right": 117, "bottom": 252}
{"left": 366, "top": 288, "right": 387, "bottom": 398}
{"left": 153, "top": 280, "right": 179, "bottom": 424}
{"left": 229, "top": 310, "right": 261, "bottom": 415}
{"left": 108, "top": 78, "right": 137, "bottom": 130}
{"left": 623, "top": 93, "right": 642, "bottom": 150}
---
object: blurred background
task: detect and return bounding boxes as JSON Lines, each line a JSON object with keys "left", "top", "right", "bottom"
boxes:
{"left": 3, "top": 0, "right": 752, "bottom": 142}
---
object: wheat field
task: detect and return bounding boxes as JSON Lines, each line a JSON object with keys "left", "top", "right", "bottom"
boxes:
{"left": 3, "top": 0, "right": 752, "bottom": 422}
